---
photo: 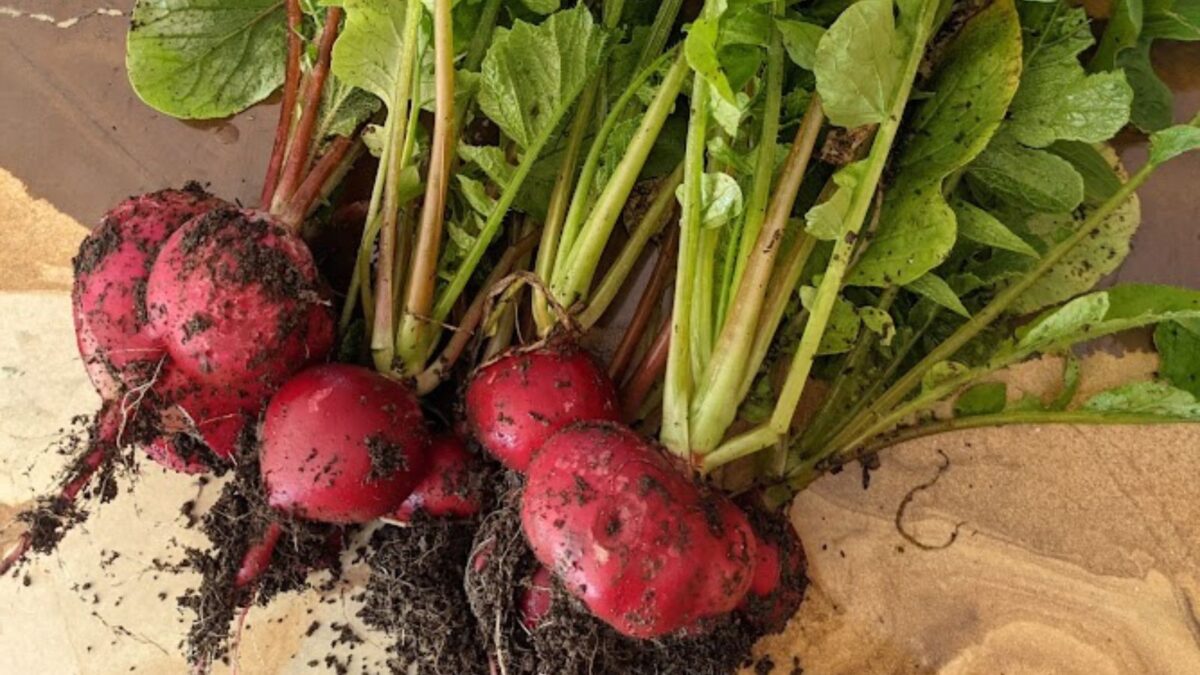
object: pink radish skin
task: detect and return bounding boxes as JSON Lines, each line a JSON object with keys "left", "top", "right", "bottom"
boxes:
{"left": 521, "top": 421, "right": 757, "bottom": 639}
{"left": 145, "top": 207, "right": 334, "bottom": 397}
{"left": 260, "top": 364, "right": 431, "bottom": 524}
{"left": 392, "top": 435, "right": 483, "bottom": 521}
{"left": 72, "top": 185, "right": 225, "bottom": 400}
{"left": 465, "top": 342, "right": 619, "bottom": 472}
{"left": 518, "top": 565, "right": 554, "bottom": 630}
{"left": 740, "top": 519, "right": 806, "bottom": 632}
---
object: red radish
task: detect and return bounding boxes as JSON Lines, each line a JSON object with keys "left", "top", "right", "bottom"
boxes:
{"left": 72, "top": 185, "right": 225, "bottom": 400}
{"left": 740, "top": 518, "right": 806, "bottom": 632}
{"left": 518, "top": 565, "right": 554, "bottom": 630}
{"left": 145, "top": 207, "right": 334, "bottom": 397}
{"left": 521, "top": 421, "right": 757, "bottom": 638}
{"left": 464, "top": 341, "right": 619, "bottom": 472}
{"left": 392, "top": 435, "right": 483, "bottom": 521}
{"left": 234, "top": 522, "right": 285, "bottom": 588}
{"left": 260, "top": 364, "right": 431, "bottom": 524}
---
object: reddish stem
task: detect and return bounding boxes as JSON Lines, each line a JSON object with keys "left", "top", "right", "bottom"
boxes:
{"left": 278, "top": 135, "right": 358, "bottom": 228}
{"left": 414, "top": 233, "right": 540, "bottom": 395}
{"left": 271, "top": 7, "right": 343, "bottom": 214}
{"left": 607, "top": 225, "right": 678, "bottom": 382}
{"left": 621, "top": 312, "right": 672, "bottom": 422}
{"left": 235, "top": 521, "right": 283, "bottom": 589}
{"left": 260, "top": 0, "right": 303, "bottom": 209}
{"left": 0, "top": 405, "right": 119, "bottom": 576}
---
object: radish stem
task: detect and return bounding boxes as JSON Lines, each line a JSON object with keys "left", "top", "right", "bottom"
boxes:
{"left": 686, "top": 97, "right": 824, "bottom": 453}
{"left": 415, "top": 233, "right": 539, "bottom": 395}
{"left": 621, "top": 313, "right": 672, "bottom": 422}
{"left": 551, "top": 52, "right": 690, "bottom": 314}
{"left": 661, "top": 71, "right": 711, "bottom": 456}
{"left": 396, "top": 0, "right": 456, "bottom": 374}
{"left": 271, "top": 7, "right": 342, "bottom": 215}
{"left": 578, "top": 163, "right": 683, "bottom": 329}
{"left": 607, "top": 223, "right": 679, "bottom": 381}
{"left": 370, "top": 0, "right": 424, "bottom": 372}
{"left": 260, "top": 0, "right": 303, "bottom": 209}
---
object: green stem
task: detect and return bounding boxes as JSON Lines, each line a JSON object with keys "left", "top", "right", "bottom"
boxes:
{"left": 430, "top": 63, "right": 610, "bottom": 326}
{"left": 634, "top": 0, "right": 684, "bottom": 80}
{"left": 395, "top": 0, "right": 456, "bottom": 375}
{"left": 722, "top": 0, "right": 785, "bottom": 324}
{"left": 551, "top": 48, "right": 680, "bottom": 282}
{"left": 706, "top": 0, "right": 944, "bottom": 466}
{"left": 791, "top": 408, "right": 1196, "bottom": 490}
{"left": 532, "top": 87, "right": 597, "bottom": 331}
{"left": 577, "top": 163, "right": 683, "bottom": 328}
{"left": 735, "top": 233, "right": 817, "bottom": 402}
{"left": 690, "top": 226, "right": 720, "bottom": 376}
{"left": 822, "top": 158, "right": 1158, "bottom": 458}
{"left": 800, "top": 286, "right": 899, "bottom": 450}
{"left": 551, "top": 53, "right": 691, "bottom": 309}
{"left": 661, "top": 74, "right": 711, "bottom": 456}
{"left": 370, "top": 0, "right": 424, "bottom": 372}
{"left": 686, "top": 97, "right": 825, "bottom": 453}
{"left": 531, "top": 0, "right": 633, "bottom": 332}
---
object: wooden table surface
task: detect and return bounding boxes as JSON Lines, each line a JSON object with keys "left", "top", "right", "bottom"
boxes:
{"left": 1, "top": 3, "right": 1199, "bottom": 674}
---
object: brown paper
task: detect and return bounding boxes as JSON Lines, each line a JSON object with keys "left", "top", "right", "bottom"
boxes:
{"left": 2, "top": 167, "right": 1198, "bottom": 674}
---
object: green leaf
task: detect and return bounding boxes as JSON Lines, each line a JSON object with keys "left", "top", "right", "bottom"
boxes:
{"left": 316, "top": 79, "right": 381, "bottom": 143}
{"left": 804, "top": 161, "right": 866, "bottom": 240}
{"left": 126, "top": 0, "right": 287, "bottom": 119}
{"left": 859, "top": 306, "right": 896, "bottom": 346}
{"left": 1116, "top": 40, "right": 1175, "bottom": 132}
{"left": 331, "top": 0, "right": 415, "bottom": 110}
{"left": 1011, "top": 178, "right": 1140, "bottom": 314}
{"left": 953, "top": 199, "right": 1039, "bottom": 257}
{"left": 923, "top": 360, "right": 969, "bottom": 392}
{"left": 1017, "top": 284, "right": 1200, "bottom": 354}
{"left": 1090, "top": 0, "right": 1143, "bottom": 71}
{"left": 776, "top": 18, "right": 825, "bottom": 70}
{"left": 1046, "top": 141, "right": 1122, "bottom": 206}
{"left": 458, "top": 175, "right": 497, "bottom": 216}
{"left": 478, "top": 7, "right": 608, "bottom": 149}
{"left": 677, "top": 172, "right": 744, "bottom": 229}
{"left": 1148, "top": 123, "right": 1200, "bottom": 165}
{"left": 849, "top": 0, "right": 1022, "bottom": 286}
{"left": 967, "top": 131, "right": 1085, "bottom": 213}
{"left": 850, "top": 179, "right": 957, "bottom": 286}
{"left": 1143, "top": 0, "right": 1200, "bottom": 39}
{"left": 906, "top": 273, "right": 971, "bottom": 318}
{"left": 1007, "top": 4, "right": 1133, "bottom": 147}
{"left": 1018, "top": 291, "right": 1111, "bottom": 350}
{"left": 519, "top": 0, "right": 560, "bottom": 14}
{"left": 686, "top": 16, "right": 737, "bottom": 104}
{"left": 1082, "top": 381, "right": 1200, "bottom": 420}
{"left": 1155, "top": 320, "right": 1200, "bottom": 397}
{"left": 813, "top": 0, "right": 902, "bottom": 127}
{"left": 955, "top": 381, "right": 1008, "bottom": 416}
{"left": 800, "top": 289, "right": 862, "bottom": 355}
{"left": 1048, "top": 352, "right": 1082, "bottom": 410}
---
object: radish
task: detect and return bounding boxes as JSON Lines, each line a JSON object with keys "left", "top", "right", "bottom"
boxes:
{"left": 392, "top": 435, "right": 484, "bottom": 521}
{"left": 72, "top": 184, "right": 225, "bottom": 400}
{"left": 517, "top": 565, "right": 554, "bottom": 630}
{"left": 145, "top": 206, "right": 334, "bottom": 396}
{"left": 464, "top": 341, "right": 619, "bottom": 472}
{"left": 521, "top": 421, "right": 757, "bottom": 638}
{"left": 259, "top": 364, "right": 431, "bottom": 524}
{"left": 740, "top": 515, "right": 806, "bottom": 633}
